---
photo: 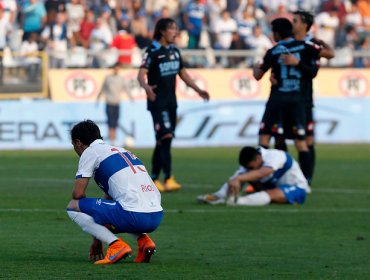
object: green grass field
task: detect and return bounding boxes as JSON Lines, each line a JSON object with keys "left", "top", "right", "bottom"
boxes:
{"left": 1, "top": 145, "right": 369, "bottom": 279}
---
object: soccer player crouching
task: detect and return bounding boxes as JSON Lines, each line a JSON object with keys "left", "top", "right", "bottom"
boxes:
{"left": 66, "top": 120, "right": 163, "bottom": 264}
{"left": 198, "top": 146, "right": 311, "bottom": 206}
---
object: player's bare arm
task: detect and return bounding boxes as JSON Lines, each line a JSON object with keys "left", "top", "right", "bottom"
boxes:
{"left": 72, "top": 177, "right": 89, "bottom": 200}
{"left": 179, "top": 69, "right": 210, "bottom": 101}
{"left": 316, "top": 39, "right": 335, "bottom": 59}
{"left": 253, "top": 63, "right": 265, "bottom": 80}
{"left": 137, "top": 68, "right": 157, "bottom": 101}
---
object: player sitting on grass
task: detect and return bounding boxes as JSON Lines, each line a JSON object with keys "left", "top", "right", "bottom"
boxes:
{"left": 198, "top": 146, "right": 311, "bottom": 206}
{"left": 66, "top": 120, "right": 163, "bottom": 264}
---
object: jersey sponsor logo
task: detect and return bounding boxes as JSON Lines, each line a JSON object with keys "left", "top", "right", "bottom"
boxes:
{"left": 159, "top": 61, "right": 180, "bottom": 76}
{"left": 141, "top": 184, "right": 155, "bottom": 192}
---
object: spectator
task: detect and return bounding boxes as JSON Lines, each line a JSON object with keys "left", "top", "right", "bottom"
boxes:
{"left": 207, "top": 0, "right": 226, "bottom": 47}
{"left": 0, "top": 3, "right": 12, "bottom": 84}
{"left": 245, "top": 24, "right": 273, "bottom": 65}
{"left": 0, "top": 0, "right": 17, "bottom": 26}
{"left": 130, "top": 10, "right": 151, "bottom": 49}
{"left": 19, "top": 32, "right": 41, "bottom": 81}
{"left": 353, "top": 37, "right": 370, "bottom": 68}
{"left": 315, "top": 8, "right": 340, "bottom": 48}
{"left": 182, "top": 0, "right": 207, "bottom": 49}
{"left": 237, "top": 7, "right": 257, "bottom": 47}
{"left": 41, "top": 12, "right": 69, "bottom": 68}
{"left": 214, "top": 9, "right": 237, "bottom": 50}
{"left": 21, "top": 0, "right": 47, "bottom": 41}
{"left": 66, "top": 0, "right": 84, "bottom": 46}
{"left": 356, "top": 0, "right": 370, "bottom": 28}
{"left": 78, "top": 9, "right": 95, "bottom": 48}
{"left": 44, "top": 0, "right": 66, "bottom": 24}
{"left": 89, "top": 16, "right": 113, "bottom": 68}
{"left": 111, "top": 29, "right": 137, "bottom": 67}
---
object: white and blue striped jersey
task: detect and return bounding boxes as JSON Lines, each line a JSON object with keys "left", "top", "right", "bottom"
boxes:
{"left": 258, "top": 147, "right": 309, "bottom": 192}
{"left": 76, "top": 139, "right": 162, "bottom": 213}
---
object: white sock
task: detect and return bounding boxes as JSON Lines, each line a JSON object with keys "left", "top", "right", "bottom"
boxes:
{"left": 67, "top": 210, "right": 117, "bottom": 244}
{"left": 214, "top": 166, "right": 248, "bottom": 198}
{"left": 214, "top": 182, "right": 229, "bottom": 198}
{"left": 236, "top": 191, "right": 271, "bottom": 206}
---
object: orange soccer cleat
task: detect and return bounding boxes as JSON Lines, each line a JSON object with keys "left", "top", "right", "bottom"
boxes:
{"left": 134, "top": 234, "right": 156, "bottom": 263}
{"left": 94, "top": 238, "right": 132, "bottom": 265}
{"left": 153, "top": 179, "right": 166, "bottom": 192}
{"left": 163, "top": 176, "right": 182, "bottom": 192}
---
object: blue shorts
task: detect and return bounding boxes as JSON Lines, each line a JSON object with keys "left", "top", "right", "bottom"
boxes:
{"left": 78, "top": 198, "right": 163, "bottom": 234}
{"left": 278, "top": 185, "right": 306, "bottom": 204}
{"left": 106, "top": 104, "right": 120, "bottom": 128}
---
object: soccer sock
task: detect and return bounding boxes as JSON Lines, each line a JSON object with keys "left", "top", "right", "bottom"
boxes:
{"left": 161, "top": 138, "right": 172, "bottom": 180}
{"left": 308, "top": 144, "right": 315, "bottom": 184}
{"left": 214, "top": 182, "right": 229, "bottom": 198}
{"left": 235, "top": 191, "right": 271, "bottom": 206}
{"left": 299, "top": 151, "right": 312, "bottom": 184}
{"left": 67, "top": 210, "right": 117, "bottom": 245}
{"left": 151, "top": 143, "right": 161, "bottom": 180}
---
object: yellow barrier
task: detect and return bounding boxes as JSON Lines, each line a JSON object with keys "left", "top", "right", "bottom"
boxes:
{"left": 49, "top": 68, "right": 370, "bottom": 102}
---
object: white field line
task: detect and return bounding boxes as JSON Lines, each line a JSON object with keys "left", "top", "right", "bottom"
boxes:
{"left": 1, "top": 208, "right": 370, "bottom": 214}
{"left": 0, "top": 178, "right": 368, "bottom": 195}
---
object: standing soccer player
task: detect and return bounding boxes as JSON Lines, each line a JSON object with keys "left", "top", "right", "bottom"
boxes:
{"left": 67, "top": 120, "right": 163, "bottom": 264}
{"left": 273, "top": 11, "right": 334, "bottom": 184}
{"left": 137, "top": 18, "right": 210, "bottom": 192}
{"left": 253, "top": 18, "right": 323, "bottom": 182}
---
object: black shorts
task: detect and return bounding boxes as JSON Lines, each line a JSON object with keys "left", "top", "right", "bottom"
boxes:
{"left": 150, "top": 107, "right": 177, "bottom": 140}
{"left": 259, "top": 99, "right": 307, "bottom": 140}
{"left": 106, "top": 104, "right": 120, "bottom": 128}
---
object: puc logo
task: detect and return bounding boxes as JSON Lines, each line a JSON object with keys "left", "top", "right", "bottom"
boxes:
{"left": 339, "top": 71, "right": 369, "bottom": 98}
{"left": 65, "top": 72, "right": 97, "bottom": 99}
{"left": 231, "top": 72, "right": 260, "bottom": 99}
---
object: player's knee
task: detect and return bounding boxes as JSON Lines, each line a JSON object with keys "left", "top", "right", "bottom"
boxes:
{"left": 67, "top": 199, "right": 80, "bottom": 211}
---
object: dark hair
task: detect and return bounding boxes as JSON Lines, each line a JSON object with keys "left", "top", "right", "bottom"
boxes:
{"left": 71, "top": 120, "right": 103, "bottom": 145}
{"left": 293, "top": 10, "right": 314, "bottom": 31}
{"left": 153, "top": 17, "right": 176, "bottom": 41}
{"left": 271, "top": 18, "right": 293, "bottom": 39}
{"left": 239, "top": 146, "right": 259, "bottom": 167}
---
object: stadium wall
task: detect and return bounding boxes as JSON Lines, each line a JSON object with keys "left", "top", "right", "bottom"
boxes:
{"left": 0, "top": 69, "right": 369, "bottom": 149}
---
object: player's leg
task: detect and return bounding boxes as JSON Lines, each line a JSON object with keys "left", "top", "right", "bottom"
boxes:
{"left": 259, "top": 100, "right": 279, "bottom": 148}
{"left": 306, "top": 105, "right": 315, "bottom": 185}
{"left": 66, "top": 198, "right": 132, "bottom": 264}
{"left": 291, "top": 102, "right": 313, "bottom": 183}
{"left": 197, "top": 166, "right": 248, "bottom": 204}
{"left": 161, "top": 107, "right": 181, "bottom": 191}
{"left": 149, "top": 110, "right": 165, "bottom": 191}
{"left": 106, "top": 104, "right": 119, "bottom": 146}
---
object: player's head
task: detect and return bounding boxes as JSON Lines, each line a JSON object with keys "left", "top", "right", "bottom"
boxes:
{"left": 293, "top": 11, "right": 314, "bottom": 33}
{"left": 271, "top": 18, "right": 293, "bottom": 41}
{"left": 239, "top": 147, "right": 262, "bottom": 170}
{"left": 153, "top": 17, "right": 178, "bottom": 44}
{"left": 71, "top": 120, "right": 103, "bottom": 155}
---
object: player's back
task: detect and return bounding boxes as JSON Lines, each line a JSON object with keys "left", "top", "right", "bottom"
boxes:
{"left": 86, "top": 140, "right": 163, "bottom": 213}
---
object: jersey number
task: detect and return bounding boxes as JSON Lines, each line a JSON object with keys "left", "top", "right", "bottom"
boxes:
{"left": 111, "top": 148, "right": 146, "bottom": 174}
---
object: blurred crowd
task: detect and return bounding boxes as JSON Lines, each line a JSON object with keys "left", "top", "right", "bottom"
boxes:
{"left": 0, "top": 0, "right": 369, "bottom": 69}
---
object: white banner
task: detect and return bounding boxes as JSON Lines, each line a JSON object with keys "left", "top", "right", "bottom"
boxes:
{"left": 0, "top": 98, "right": 369, "bottom": 149}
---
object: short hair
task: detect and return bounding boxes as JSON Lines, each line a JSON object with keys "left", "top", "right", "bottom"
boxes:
{"left": 153, "top": 18, "right": 176, "bottom": 41}
{"left": 293, "top": 10, "right": 314, "bottom": 32}
{"left": 271, "top": 18, "right": 293, "bottom": 39}
{"left": 239, "top": 146, "right": 259, "bottom": 167}
{"left": 71, "top": 120, "right": 103, "bottom": 146}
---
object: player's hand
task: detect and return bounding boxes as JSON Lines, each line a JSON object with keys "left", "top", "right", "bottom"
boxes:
{"left": 145, "top": 85, "right": 157, "bottom": 101}
{"left": 280, "top": 53, "right": 299, "bottom": 66}
{"left": 227, "top": 178, "right": 241, "bottom": 197}
{"left": 198, "top": 90, "right": 210, "bottom": 101}
{"left": 89, "top": 238, "right": 104, "bottom": 261}
{"left": 269, "top": 73, "right": 277, "bottom": 85}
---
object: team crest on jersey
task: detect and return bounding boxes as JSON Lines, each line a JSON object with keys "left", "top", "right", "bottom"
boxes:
{"left": 169, "top": 54, "right": 175, "bottom": 60}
